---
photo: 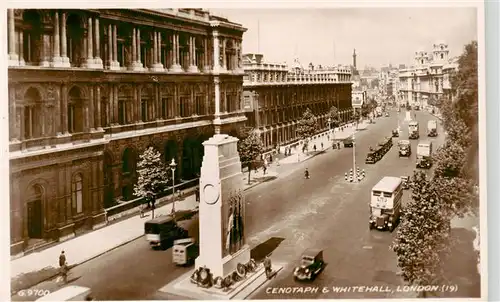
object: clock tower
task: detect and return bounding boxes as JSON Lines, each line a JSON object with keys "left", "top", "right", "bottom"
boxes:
{"left": 195, "top": 134, "right": 250, "bottom": 279}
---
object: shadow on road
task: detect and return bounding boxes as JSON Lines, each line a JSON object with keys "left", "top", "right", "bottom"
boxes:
{"left": 250, "top": 237, "right": 285, "bottom": 262}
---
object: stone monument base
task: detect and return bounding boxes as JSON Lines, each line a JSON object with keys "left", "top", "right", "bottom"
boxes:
{"left": 158, "top": 262, "right": 284, "bottom": 300}
{"left": 195, "top": 245, "right": 251, "bottom": 279}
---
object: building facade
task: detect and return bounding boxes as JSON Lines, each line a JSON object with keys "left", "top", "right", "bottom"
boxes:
{"left": 398, "top": 42, "right": 459, "bottom": 108}
{"left": 8, "top": 8, "right": 247, "bottom": 255}
{"left": 242, "top": 54, "right": 353, "bottom": 150}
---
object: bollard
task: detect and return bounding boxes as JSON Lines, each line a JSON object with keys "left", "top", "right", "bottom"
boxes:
{"left": 349, "top": 176, "right": 353, "bottom": 182}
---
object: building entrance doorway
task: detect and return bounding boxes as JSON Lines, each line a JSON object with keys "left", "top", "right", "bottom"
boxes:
{"left": 27, "top": 199, "right": 42, "bottom": 238}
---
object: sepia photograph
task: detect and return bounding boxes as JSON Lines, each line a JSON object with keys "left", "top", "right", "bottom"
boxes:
{"left": 4, "top": 1, "right": 485, "bottom": 301}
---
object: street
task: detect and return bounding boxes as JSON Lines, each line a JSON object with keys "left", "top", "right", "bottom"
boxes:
{"left": 12, "top": 110, "right": 465, "bottom": 301}
{"left": 248, "top": 109, "right": 448, "bottom": 299}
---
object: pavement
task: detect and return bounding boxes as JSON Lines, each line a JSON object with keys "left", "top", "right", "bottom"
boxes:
{"left": 10, "top": 167, "right": 279, "bottom": 296}
{"left": 10, "top": 110, "right": 480, "bottom": 300}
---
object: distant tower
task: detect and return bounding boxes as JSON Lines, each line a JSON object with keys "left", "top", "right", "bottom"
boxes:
{"left": 432, "top": 41, "right": 449, "bottom": 62}
{"left": 353, "top": 49, "right": 357, "bottom": 69}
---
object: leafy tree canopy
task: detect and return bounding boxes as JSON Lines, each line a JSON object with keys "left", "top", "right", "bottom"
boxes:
{"left": 328, "top": 106, "right": 340, "bottom": 127}
{"left": 134, "top": 147, "right": 170, "bottom": 200}
{"left": 237, "top": 129, "right": 264, "bottom": 168}
{"left": 392, "top": 171, "right": 450, "bottom": 287}
{"left": 433, "top": 141, "right": 467, "bottom": 178}
{"left": 296, "top": 108, "right": 319, "bottom": 140}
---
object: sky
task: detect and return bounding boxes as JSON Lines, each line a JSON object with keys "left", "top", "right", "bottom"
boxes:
{"left": 212, "top": 7, "right": 478, "bottom": 69}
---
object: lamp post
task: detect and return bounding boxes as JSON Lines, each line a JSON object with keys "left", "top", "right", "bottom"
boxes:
{"left": 327, "top": 117, "right": 331, "bottom": 141}
{"left": 169, "top": 158, "right": 177, "bottom": 218}
{"left": 352, "top": 133, "right": 357, "bottom": 182}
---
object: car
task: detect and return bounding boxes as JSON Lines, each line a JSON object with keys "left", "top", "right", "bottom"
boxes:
{"left": 401, "top": 176, "right": 411, "bottom": 190}
{"left": 343, "top": 137, "right": 354, "bottom": 148}
{"left": 293, "top": 249, "right": 324, "bottom": 281}
{"left": 392, "top": 129, "right": 399, "bottom": 137}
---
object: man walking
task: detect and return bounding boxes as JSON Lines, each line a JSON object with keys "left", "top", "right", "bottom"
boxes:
{"left": 59, "top": 251, "right": 68, "bottom": 283}
{"left": 264, "top": 255, "right": 273, "bottom": 279}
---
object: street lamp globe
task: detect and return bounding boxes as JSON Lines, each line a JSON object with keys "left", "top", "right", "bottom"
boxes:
{"left": 169, "top": 158, "right": 177, "bottom": 172}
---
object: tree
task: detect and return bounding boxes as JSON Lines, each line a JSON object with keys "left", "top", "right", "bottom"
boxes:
{"left": 392, "top": 171, "right": 451, "bottom": 297}
{"left": 134, "top": 147, "right": 169, "bottom": 217}
{"left": 237, "top": 129, "right": 264, "bottom": 184}
{"left": 296, "top": 108, "right": 319, "bottom": 143}
{"left": 431, "top": 176, "right": 478, "bottom": 219}
{"left": 327, "top": 106, "right": 340, "bottom": 128}
{"left": 450, "top": 41, "right": 478, "bottom": 131}
{"left": 433, "top": 142, "right": 467, "bottom": 178}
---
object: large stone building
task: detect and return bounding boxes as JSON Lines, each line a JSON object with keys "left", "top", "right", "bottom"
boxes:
{"left": 398, "top": 42, "right": 459, "bottom": 108}
{"left": 8, "top": 8, "right": 247, "bottom": 255}
{"left": 242, "top": 54, "right": 353, "bottom": 150}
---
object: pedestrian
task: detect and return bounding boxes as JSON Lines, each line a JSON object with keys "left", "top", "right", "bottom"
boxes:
{"left": 313, "top": 144, "right": 317, "bottom": 152}
{"left": 264, "top": 255, "right": 273, "bottom": 279}
{"left": 337, "top": 142, "right": 341, "bottom": 149}
{"left": 304, "top": 168, "right": 310, "bottom": 179}
{"left": 59, "top": 251, "right": 68, "bottom": 283}
{"left": 263, "top": 164, "right": 267, "bottom": 175}
{"left": 269, "top": 154, "right": 273, "bottom": 163}
{"left": 321, "top": 142, "right": 324, "bottom": 150}
{"left": 195, "top": 187, "right": 200, "bottom": 202}
{"left": 59, "top": 250, "right": 66, "bottom": 268}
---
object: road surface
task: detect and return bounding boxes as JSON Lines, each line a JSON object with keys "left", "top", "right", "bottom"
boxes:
{"left": 13, "top": 110, "right": 477, "bottom": 301}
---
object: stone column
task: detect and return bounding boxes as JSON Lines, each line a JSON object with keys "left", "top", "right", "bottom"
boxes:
{"left": 94, "top": 18, "right": 103, "bottom": 67}
{"left": 169, "top": 32, "right": 182, "bottom": 72}
{"left": 152, "top": 32, "right": 157, "bottom": 64}
{"left": 61, "top": 84, "right": 69, "bottom": 135}
{"left": 136, "top": 28, "right": 142, "bottom": 65}
{"left": 112, "top": 24, "right": 119, "bottom": 69}
{"left": 18, "top": 31, "right": 25, "bottom": 66}
{"left": 188, "top": 36, "right": 198, "bottom": 73}
{"left": 60, "top": 12, "right": 70, "bottom": 66}
{"left": 39, "top": 32, "right": 50, "bottom": 67}
{"left": 95, "top": 86, "right": 102, "bottom": 130}
{"left": 157, "top": 32, "right": 162, "bottom": 63}
{"left": 113, "top": 85, "right": 119, "bottom": 125}
{"left": 221, "top": 38, "right": 227, "bottom": 71}
{"left": 51, "top": 11, "right": 62, "bottom": 66}
{"left": 107, "top": 24, "right": 112, "bottom": 67}
{"left": 8, "top": 9, "right": 19, "bottom": 66}
{"left": 85, "top": 17, "right": 94, "bottom": 67}
{"left": 151, "top": 31, "right": 164, "bottom": 71}
{"left": 212, "top": 30, "right": 221, "bottom": 73}
{"left": 203, "top": 37, "right": 210, "bottom": 72}
{"left": 88, "top": 86, "right": 95, "bottom": 130}
{"left": 130, "top": 28, "right": 137, "bottom": 69}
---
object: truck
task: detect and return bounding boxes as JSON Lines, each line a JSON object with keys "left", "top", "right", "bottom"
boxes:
{"left": 173, "top": 238, "right": 199, "bottom": 266}
{"left": 408, "top": 121, "right": 419, "bottom": 139}
{"left": 416, "top": 141, "right": 433, "bottom": 169}
{"left": 427, "top": 120, "right": 438, "bottom": 137}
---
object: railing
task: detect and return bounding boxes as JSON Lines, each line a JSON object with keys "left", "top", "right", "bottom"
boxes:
{"left": 104, "top": 177, "right": 199, "bottom": 218}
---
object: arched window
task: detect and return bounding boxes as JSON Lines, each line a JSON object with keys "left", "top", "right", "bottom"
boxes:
{"left": 68, "top": 87, "right": 85, "bottom": 133}
{"left": 23, "top": 87, "right": 44, "bottom": 139}
{"left": 71, "top": 174, "right": 83, "bottom": 215}
{"left": 22, "top": 10, "right": 43, "bottom": 65}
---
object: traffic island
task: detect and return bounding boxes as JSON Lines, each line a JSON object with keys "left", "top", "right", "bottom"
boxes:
{"left": 158, "top": 263, "right": 284, "bottom": 300}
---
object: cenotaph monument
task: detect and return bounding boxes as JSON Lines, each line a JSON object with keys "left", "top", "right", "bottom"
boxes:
{"left": 195, "top": 133, "right": 250, "bottom": 278}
